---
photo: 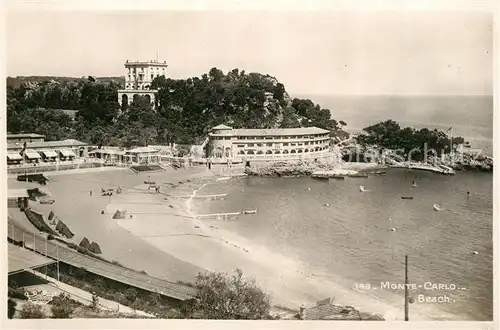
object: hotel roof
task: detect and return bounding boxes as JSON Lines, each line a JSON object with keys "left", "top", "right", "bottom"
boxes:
{"left": 210, "top": 126, "right": 330, "bottom": 136}
{"left": 7, "top": 139, "right": 88, "bottom": 150}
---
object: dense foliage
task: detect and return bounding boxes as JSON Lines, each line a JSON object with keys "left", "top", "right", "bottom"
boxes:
{"left": 7, "top": 69, "right": 342, "bottom": 147}
{"left": 187, "top": 268, "right": 272, "bottom": 319}
{"left": 356, "top": 120, "right": 465, "bottom": 161}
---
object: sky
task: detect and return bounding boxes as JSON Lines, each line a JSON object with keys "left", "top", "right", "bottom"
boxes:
{"left": 5, "top": 10, "right": 493, "bottom": 95}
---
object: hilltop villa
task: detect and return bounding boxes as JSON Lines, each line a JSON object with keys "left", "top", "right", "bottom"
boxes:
{"left": 206, "top": 124, "right": 331, "bottom": 160}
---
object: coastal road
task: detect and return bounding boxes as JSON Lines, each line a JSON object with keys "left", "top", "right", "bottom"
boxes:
{"left": 7, "top": 218, "right": 197, "bottom": 301}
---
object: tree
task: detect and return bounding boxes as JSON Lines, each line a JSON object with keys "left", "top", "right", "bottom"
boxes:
{"left": 19, "top": 303, "right": 45, "bottom": 319}
{"left": 189, "top": 269, "right": 271, "bottom": 319}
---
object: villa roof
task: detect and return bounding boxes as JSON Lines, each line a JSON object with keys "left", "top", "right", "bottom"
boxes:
{"left": 212, "top": 124, "right": 233, "bottom": 130}
{"left": 211, "top": 126, "right": 330, "bottom": 136}
{"left": 7, "top": 139, "right": 88, "bottom": 150}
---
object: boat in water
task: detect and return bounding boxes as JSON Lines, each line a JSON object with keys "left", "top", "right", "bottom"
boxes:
{"left": 242, "top": 210, "right": 257, "bottom": 214}
{"left": 433, "top": 204, "right": 441, "bottom": 211}
{"left": 401, "top": 196, "right": 414, "bottom": 200}
{"left": 359, "top": 185, "right": 368, "bottom": 192}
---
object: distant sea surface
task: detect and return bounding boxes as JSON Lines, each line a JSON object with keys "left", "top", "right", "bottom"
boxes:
{"left": 194, "top": 95, "right": 493, "bottom": 321}
{"left": 300, "top": 95, "right": 494, "bottom": 155}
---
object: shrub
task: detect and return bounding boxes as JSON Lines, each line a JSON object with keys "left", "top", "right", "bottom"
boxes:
{"left": 47, "top": 234, "right": 55, "bottom": 241}
{"left": 73, "top": 267, "right": 87, "bottom": 279}
{"left": 8, "top": 287, "right": 27, "bottom": 300}
{"left": 191, "top": 268, "right": 271, "bottom": 319}
{"left": 50, "top": 293, "right": 75, "bottom": 318}
{"left": 19, "top": 303, "right": 45, "bottom": 319}
{"left": 8, "top": 299, "right": 17, "bottom": 319}
{"left": 124, "top": 288, "right": 138, "bottom": 303}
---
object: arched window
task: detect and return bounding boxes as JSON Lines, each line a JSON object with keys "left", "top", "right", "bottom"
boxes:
{"left": 298, "top": 149, "right": 303, "bottom": 153}
{"left": 266, "top": 150, "right": 272, "bottom": 154}
{"left": 257, "top": 150, "right": 263, "bottom": 155}
{"left": 274, "top": 150, "right": 281, "bottom": 154}
{"left": 290, "top": 150, "right": 296, "bottom": 154}
{"left": 238, "top": 150, "right": 245, "bottom": 155}
{"left": 283, "top": 150, "right": 289, "bottom": 154}
{"left": 304, "top": 149, "right": 309, "bottom": 153}
{"left": 247, "top": 150, "right": 255, "bottom": 155}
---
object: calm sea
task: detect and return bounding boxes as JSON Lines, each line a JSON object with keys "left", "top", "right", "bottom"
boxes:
{"left": 305, "top": 95, "right": 494, "bottom": 155}
{"left": 194, "top": 96, "right": 494, "bottom": 321}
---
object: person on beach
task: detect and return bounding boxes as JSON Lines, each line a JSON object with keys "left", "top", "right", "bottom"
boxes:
{"left": 89, "top": 190, "right": 92, "bottom": 196}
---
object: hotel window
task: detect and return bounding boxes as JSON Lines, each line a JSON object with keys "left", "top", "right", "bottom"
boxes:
{"left": 248, "top": 143, "right": 254, "bottom": 147}
{"left": 283, "top": 143, "right": 289, "bottom": 146}
{"left": 151, "top": 74, "right": 154, "bottom": 80}
{"left": 290, "top": 143, "right": 296, "bottom": 146}
{"left": 257, "top": 143, "right": 263, "bottom": 147}
{"left": 225, "top": 137, "right": 231, "bottom": 140}
{"left": 237, "top": 145, "right": 245, "bottom": 148}
{"left": 266, "top": 143, "right": 272, "bottom": 147}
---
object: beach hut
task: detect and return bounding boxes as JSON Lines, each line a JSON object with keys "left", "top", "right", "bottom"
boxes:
{"left": 112, "top": 209, "right": 127, "bottom": 219}
{"left": 89, "top": 242, "right": 102, "bottom": 254}
{"left": 79, "top": 237, "right": 91, "bottom": 249}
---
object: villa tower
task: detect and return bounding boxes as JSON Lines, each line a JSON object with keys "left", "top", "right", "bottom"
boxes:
{"left": 117, "top": 58, "right": 168, "bottom": 106}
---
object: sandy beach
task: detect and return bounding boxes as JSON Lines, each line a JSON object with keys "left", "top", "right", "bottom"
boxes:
{"left": 9, "top": 163, "right": 443, "bottom": 320}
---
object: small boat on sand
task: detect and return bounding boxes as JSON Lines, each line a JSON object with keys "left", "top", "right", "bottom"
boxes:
{"left": 433, "top": 204, "right": 441, "bottom": 211}
{"left": 242, "top": 210, "right": 257, "bottom": 214}
{"left": 329, "top": 176, "right": 345, "bottom": 180}
{"left": 144, "top": 180, "right": 156, "bottom": 185}
{"left": 401, "top": 196, "right": 414, "bottom": 200}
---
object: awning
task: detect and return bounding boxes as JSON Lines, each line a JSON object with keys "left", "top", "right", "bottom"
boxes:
{"left": 24, "top": 150, "right": 41, "bottom": 159}
{"left": 7, "top": 153, "right": 23, "bottom": 161}
{"left": 41, "top": 150, "right": 58, "bottom": 158}
{"left": 59, "top": 149, "right": 76, "bottom": 157}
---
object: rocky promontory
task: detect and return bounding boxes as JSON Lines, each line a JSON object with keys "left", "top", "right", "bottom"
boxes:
{"left": 244, "top": 161, "right": 339, "bottom": 177}
{"left": 428, "top": 153, "right": 493, "bottom": 173}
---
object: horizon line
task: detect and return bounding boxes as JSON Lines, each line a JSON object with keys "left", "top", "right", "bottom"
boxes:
{"left": 6, "top": 76, "right": 492, "bottom": 97}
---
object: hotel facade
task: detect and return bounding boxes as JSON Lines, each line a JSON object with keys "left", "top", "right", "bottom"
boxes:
{"left": 207, "top": 124, "right": 331, "bottom": 160}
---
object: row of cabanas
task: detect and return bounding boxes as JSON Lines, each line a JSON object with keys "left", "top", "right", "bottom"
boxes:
{"left": 7, "top": 149, "right": 77, "bottom": 164}
{"left": 88, "top": 146, "right": 161, "bottom": 164}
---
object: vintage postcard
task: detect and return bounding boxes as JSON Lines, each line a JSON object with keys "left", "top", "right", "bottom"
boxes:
{"left": 1, "top": 1, "right": 497, "bottom": 329}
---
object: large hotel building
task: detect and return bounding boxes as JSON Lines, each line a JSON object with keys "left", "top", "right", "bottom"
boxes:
{"left": 207, "top": 124, "right": 331, "bottom": 159}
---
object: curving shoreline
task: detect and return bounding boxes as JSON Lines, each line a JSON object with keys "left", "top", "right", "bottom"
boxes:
{"left": 111, "top": 170, "right": 450, "bottom": 320}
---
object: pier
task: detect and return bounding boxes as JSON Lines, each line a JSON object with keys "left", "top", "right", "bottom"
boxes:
{"left": 311, "top": 169, "right": 365, "bottom": 179}
{"left": 407, "top": 163, "right": 455, "bottom": 175}
{"left": 172, "top": 193, "right": 227, "bottom": 201}
{"left": 196, "top": 210, "right": 257, "bottom": 221}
